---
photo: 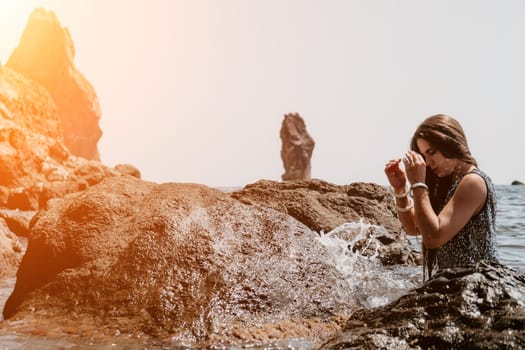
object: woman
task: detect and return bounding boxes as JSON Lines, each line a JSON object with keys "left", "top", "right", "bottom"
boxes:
{"left": 385, "top": 114, "right": 498, "bottom": 279}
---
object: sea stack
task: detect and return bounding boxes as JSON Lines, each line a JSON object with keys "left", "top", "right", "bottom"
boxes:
{"left": 7, "top": 8, "right": 102, "bottom": 160}
{"left": 280, "top": 113, "right": 315, "bottom": 181}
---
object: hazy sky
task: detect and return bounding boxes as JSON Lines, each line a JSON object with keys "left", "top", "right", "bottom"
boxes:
{"left": 1, "top": 1, "right": 524, "bottom": 187}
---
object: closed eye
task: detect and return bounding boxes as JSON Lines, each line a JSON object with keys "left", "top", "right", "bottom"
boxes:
{"left": 421, "top": 147, "right": 436, "bottom": 161}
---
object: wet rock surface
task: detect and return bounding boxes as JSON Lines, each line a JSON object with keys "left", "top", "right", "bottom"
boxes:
{"left": 231, "top": 179, "right": 399, "bottom": 234}
{"left": 2, "top": 176, "right": 359, "bottom": 346}
{"left": 320, "top": 261, "right": 525, "bottom": 350}
{"left": 280, "top": 113, "right": 315, "bottom": 181}
{"left": 231, "top": 179, "right": 419, "bottom": 266}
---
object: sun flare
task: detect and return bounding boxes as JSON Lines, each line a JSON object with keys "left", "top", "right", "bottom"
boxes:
{"left": 0, "top": 2, "right": 34, "bottom": 61}
{"left": 0, "top": 0, "right": 63, "bottom": 63}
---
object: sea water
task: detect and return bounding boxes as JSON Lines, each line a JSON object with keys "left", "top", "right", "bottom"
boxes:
{"left": 317, "top": 220, "right": 421, "bottom": 308}
{"left": 495, "top": 185, "right": 525, "bottom": 272}
{"left": 0, "top": 185, "right": 523, "bottom": 348}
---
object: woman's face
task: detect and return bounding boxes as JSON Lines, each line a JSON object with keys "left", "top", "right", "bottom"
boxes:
{"left": 416, "top": 138, "right": 457, "bottom": 178}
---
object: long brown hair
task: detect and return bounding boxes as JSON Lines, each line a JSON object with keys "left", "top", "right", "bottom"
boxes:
{"left": 410, "top": 114, "right": 477, "bottom": 166}
{"left": 411, "top": 114, "right": 479, "bottom": 280}
{"left": 410, "top": 114, "right": 478, "bottom": 213}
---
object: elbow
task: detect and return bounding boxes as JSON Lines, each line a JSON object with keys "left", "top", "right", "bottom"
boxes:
{"left": 423, "top": 239, "right": 442, "bottom": 249}
{"left": 400, "top": 218, "right": 418, "bottom": 236}
{"left": 422, "top": 232, "right": 446, "bottom": 249}
{"left": 404, "top": 227, "right": 418, "bottom": 236}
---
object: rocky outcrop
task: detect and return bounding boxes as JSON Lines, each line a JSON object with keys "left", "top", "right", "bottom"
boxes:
{"left": 0, "top": 210, "right": 34, "bottom": 238}
{"left": 7, "top": 8, "right": 102, "bottom": 160}
{"left": 511, "top": 180, "right": 524, "bottom": 185}
{"left": 320, "top": 261, "right": 525, "bottom": 349}
{"left": 231, "top": 179, "right": 419, "bottom": 266}
{"left": 0, "top": 61, "right": 62, "bottom": 142}
{"left": 0, "top": 9, "right": 143, "bottom": 283}
{"left": 231, "top": 180, "right": 398, "bottom": 234}
{"left": 280, "top": 113, "right": 315, "bottom": 181}
{"left": 0, "top": 52, "right": 134, "bottom": 210}
{"left": 0, "top": 218, "right": 24, "bottom": 278}
{"left": 114, "top": 163, "right": 141, "bottom": 179}
{"left": 3, "top": 176, "right": 358, "bottom": 345}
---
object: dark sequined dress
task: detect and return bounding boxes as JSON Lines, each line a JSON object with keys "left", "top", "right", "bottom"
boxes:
{"left": 424, "top": 168, "right": 499, "bottom": 280}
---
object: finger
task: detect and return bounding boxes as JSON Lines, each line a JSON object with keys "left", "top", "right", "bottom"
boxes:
{"left": 407, "top": 151, "right": 424, "bottom": 164}
{"left": 408, "top": 150, "right": 419, "bottom": 159}
{"left": 409, "top": 151, "right": 425, "bottom": 164}
{"left": 385, "top": 158, "right": 401, "bottom": 168}
{"left": 402, "top": 154, "right": 411, "bottom": 165}
{"left": 385, "top": 165, "right": 400, "bottom": 175}
{"left": 410, "top": 150, "right": 423, "bottom": 159}
{"left": 386, "top": 161, "right": 402, "bottom": 172}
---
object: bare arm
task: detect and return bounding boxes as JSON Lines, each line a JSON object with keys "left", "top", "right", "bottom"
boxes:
{"left": 384, "top": 159, "right": 418, "bottom": 235}
{"left": 396, "top": 196, "right": 418, "bottom": 235}
{"left": 413, "top": 174, "right": 487, "bottom": 248}
{"left": 402, "top": 150, "right": 487, "bottom": 248}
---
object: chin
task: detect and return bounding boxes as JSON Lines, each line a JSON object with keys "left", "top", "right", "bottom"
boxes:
{"left": 433, "top": 169, "right": 445, "bottom": 178}
{"left": 436, "top": 169, "right": 454, "bottom": 178}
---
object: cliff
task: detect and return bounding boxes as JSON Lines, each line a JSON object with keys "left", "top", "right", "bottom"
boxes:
{"left": 6, "top": 8, "right": 102, "bottom": 160}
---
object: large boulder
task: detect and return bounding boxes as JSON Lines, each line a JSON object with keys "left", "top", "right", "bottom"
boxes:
{"left": 280, "top": 113, "right": 315, "bottom": 181}
{"left": 320, "top": 261, "right": 525, "bottom": 349}
{"left": 7, "top": 8, "right": 102, "bottom": 160}
{"left": 3, "top": 176, "right": 359, "bottom": 346}
{"left": 231, "top": 179, "right": 419, "bottom": 266}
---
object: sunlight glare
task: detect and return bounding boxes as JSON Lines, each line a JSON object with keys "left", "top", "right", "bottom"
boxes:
{"left": 0, "top": 1, "right": 33, "bottom": 62}
{"left": 0, "top": 0, "right": 62, "bottom": 62}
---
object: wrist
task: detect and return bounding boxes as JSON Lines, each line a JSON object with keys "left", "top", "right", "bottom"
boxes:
{"left": 396, "top": 196, "right": 413, "bottom": 212}
{"left": 393, "top": 185, "right": 407, "bottom": 194}
{"left": 389, "top": 184, "right": 409, "bottom": 198}
{"left": 411, "top": 182, "right": 429, "bottom": 193}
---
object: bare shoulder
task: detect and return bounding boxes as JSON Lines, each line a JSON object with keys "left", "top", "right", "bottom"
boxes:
{"left": 455, "top": 172, "right": 488, "bottom": 202}
{"left": 460, "top": 172, "right": 487, "bottom": 190}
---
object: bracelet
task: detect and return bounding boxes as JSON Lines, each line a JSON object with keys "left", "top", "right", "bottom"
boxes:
{"left": 411, "top": 182, "right": 429, "bottom": 192}
{"left": 389, "top": 184, "right": 409, "bottom": 198}
{"left": 396, "top": 196, "right": 414, "bottom": 212}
